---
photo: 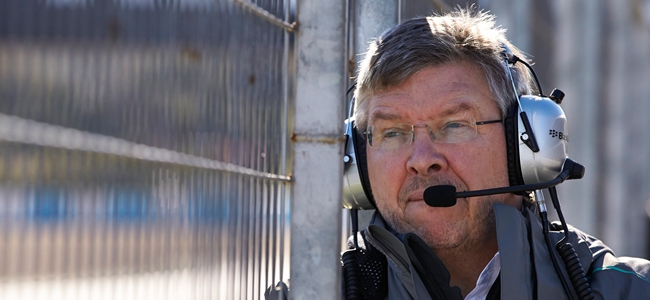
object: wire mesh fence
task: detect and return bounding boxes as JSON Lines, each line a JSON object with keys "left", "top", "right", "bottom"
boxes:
{"left": 0, "top": 0, "right": 292, "bottom": 299}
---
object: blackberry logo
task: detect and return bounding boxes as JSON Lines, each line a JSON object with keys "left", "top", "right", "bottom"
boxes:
{"left": 549, "top": 130, "right": 569, "bottom": 142}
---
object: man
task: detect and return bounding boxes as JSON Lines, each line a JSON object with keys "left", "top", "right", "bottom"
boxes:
{"left": 344, "top": 7, "right": 650, "bottom": 300}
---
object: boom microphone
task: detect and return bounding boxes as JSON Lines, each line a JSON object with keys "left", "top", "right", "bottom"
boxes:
{"left": 423, "top": 185, "right": 456, "bottom": 207}
{"left": 423, "top": 159, "right": 584, "bottom": 207}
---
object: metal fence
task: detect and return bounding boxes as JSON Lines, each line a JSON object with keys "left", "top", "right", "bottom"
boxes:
{"left": 4, "top": 0, "right": 649, "bottom": 299}
{"left": 0, "top": 0, "right": 292, "bottom": 299}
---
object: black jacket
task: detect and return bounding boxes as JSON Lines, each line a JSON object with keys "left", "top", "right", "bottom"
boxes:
{"left": 343, "top": 203, "right": 650, "bottom": 299}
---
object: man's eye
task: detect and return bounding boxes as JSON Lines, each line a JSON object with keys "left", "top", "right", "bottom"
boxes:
{"left": 382, "top": 129, "right": 409, "bottom": 138}
{"left": 443, "top": 120, "right": 470, "bottom": 130}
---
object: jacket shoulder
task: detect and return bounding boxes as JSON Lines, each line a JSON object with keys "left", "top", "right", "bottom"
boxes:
{"left": 562, "top": 223, "right": 650, "bottom": 298}
{"left": 589, "top": 252, "right": 650, "bottom": 298}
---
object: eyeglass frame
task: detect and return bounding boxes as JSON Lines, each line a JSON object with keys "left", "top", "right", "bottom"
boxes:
{"left": 363, "top": 117, "right": 502, "bottom": 150}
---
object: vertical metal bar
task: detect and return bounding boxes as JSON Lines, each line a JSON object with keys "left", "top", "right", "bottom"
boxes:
{"left": 352, "top": 0, "right": 398, "bottom": 231}
{"left": 397, "top": 0, "right": 402, "bottom": 23}
{"left": 354, "top": 0, "right": 398, "bottom": 55}
{"left": 291, "top": 0, "right": 346, "bottom": 298}
{"left": 600, "top": 0, "right": 628, "bottom": 254}
{"left": 281, "top": 0, "right": 291, "bottom": 179}
{"left": 489, "top": 0, "right": 532, "bottom": 52}
{"left": 553, "top": 0, "right": 602, "bottom": 239}
{"left": 280, "top": 0, "right": 292, "bottom": 287}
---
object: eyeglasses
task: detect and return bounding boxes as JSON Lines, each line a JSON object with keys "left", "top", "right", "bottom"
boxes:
{"left": 364, "top": 117, "right": 502, "bottom": 150}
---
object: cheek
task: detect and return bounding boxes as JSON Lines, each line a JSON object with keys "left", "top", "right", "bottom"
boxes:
{"left": 487, "top": 134, "right": 509, "bottom": 181}
{"left": 459, "top": 133, "right": 509, "bottom": 187}
{"left": 366, "top": 151, "right": 405, "bottom": 200}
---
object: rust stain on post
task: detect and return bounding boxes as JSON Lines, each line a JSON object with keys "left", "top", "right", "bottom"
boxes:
{"left": 291, "top": 133, "right": 345, "bottom": 144}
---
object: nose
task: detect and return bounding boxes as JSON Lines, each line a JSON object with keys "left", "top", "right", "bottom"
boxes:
{"left": 406, "top": 127, "right": 448, "bottom": 176}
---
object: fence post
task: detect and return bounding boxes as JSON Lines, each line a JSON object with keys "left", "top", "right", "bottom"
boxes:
{"left": 291, "top": 0, "right": 346, "bottom": 298}
{"left": 350, "top": 0, "right": 399, "bottom": 230}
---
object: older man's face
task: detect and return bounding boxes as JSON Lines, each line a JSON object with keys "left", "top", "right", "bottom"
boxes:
{"left": 365, "top": 61, "right": 521, "bottom": 251}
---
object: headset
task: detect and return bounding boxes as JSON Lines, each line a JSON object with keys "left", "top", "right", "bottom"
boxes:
{"left": 342, "top": 103, "right": 375, "bottom": 210}
{"left": 342, "top": 45, "right": 595, "bottom": 300}
{"left": 343, "top": 46, "right": 573, "bottom": 210}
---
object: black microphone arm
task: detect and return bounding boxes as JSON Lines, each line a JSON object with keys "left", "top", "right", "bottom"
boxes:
{"left": 422, "top": 158, "right": 594, "bottom": 299}
{"left": 457, "top": 169, "right": 567, "bottom": 198}
{"left": 424, "top": 158, "right": 584, "bottom": 207}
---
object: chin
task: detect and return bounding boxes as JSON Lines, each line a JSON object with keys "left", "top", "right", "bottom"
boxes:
{"left": 414, "top": 222, "right": 465, "bottom": 250}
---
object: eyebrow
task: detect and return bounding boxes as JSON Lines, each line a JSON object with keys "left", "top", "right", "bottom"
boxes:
{"left": 369, "top": 102, "right": 476, "bottom": 122}
{"left": 439, "top": 102, "right": 474, "bottom": 118}
{"left": 370, "top": 110, "right": 401, "bottom": 121}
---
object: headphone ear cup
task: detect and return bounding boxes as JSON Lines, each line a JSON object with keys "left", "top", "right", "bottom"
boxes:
{"left": 351, "top": 123, "right": 377, "bottom": 208}
{"left": 504, "top": 103, "right": 525, "bottom": 187}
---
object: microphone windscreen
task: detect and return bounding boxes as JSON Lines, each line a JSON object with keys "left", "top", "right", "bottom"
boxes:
{"left": 424, "top": 185, "right": 457, "bottom": 207}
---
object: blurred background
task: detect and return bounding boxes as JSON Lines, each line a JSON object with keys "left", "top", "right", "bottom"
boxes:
{"left": 0, "top": 1, "right": 292, "bottom": 299}
{"left": 1, "top": 0, "right": 649, "bottom": 299}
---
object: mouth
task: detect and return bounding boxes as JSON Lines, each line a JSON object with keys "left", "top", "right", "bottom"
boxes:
{"left": 403, "top": 184, "right": 464, "bottom": 209}
{"left": 406, "top": 190, "right": 426, "bottom": 203}
{"left": 398, "top": 177, "right": 462, "bottom": 207}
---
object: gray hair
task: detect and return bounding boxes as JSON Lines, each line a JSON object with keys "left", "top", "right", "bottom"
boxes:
{"left": 353, "top": 8, "right": 533, "bottom": 131}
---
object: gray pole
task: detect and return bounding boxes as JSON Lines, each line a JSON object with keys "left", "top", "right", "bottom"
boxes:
{"left": 354, "top": 0, "right": 398, "bottom": 54}
{"left": 488, "top": 0, "right": 532, "bottom": 53}
{"left": 291, "top": 0, "right": 346, "bottom": 298}
{"left": 351, "top": 0, "right": 399, "bottom": 230}
{"left": 554, "top": 0, "right": 603, "bottom": 241}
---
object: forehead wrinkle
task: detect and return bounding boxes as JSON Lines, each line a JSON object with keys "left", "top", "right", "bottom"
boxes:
{"left": 369, "top": 110, "right": 402, "bottom": 122}
{"left": 368, "top": 90, "right": 482, "bottom": 126}
{"left": 372, "top": 100, "right": 476, "bottom": 121}
{"left": 438, "top": 101, "right": 475, "bottom": 118}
